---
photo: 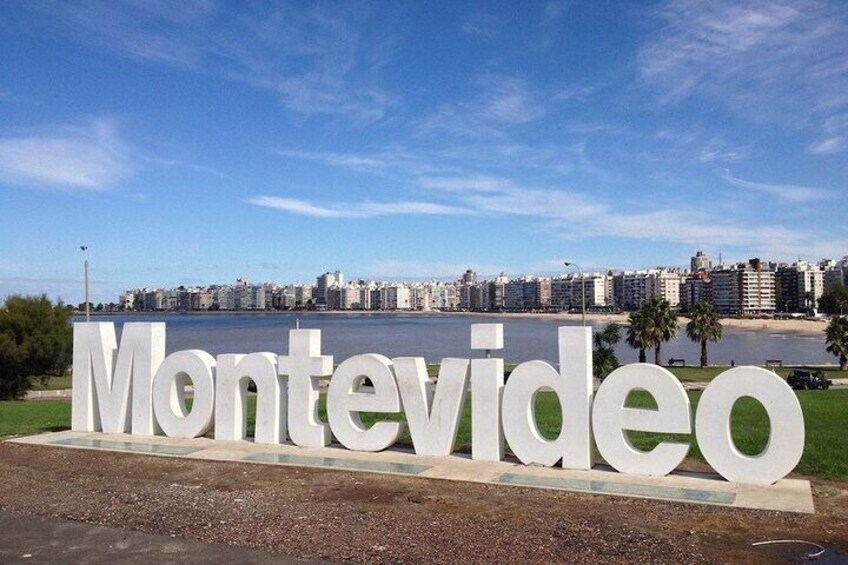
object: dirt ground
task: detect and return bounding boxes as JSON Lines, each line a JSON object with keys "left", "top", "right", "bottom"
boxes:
{"left": 1, "top": 443, "right": 846, "bottom": 564}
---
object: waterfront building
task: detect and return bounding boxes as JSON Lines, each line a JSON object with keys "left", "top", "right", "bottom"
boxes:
{"left": 551, "top": 276, "right": 573, "bottom": 310}
{"left": 680, "top": 272, "right": 712, "bottom": 311}
{"left": 315, "top": 271, "right": 343, "bottom": 306}
{"left": 824, "top": 257, "right": 848, "bottom": 291}
{"left": 504, "top": 278, "right": 526, "bottom": 311}
{"left": 646, "top": 270, "right": 682, "bottom": 307}
{"left": 776, "top": 262, "right": 824, "bottom": 313}
{"left": 711, "top": 259, "right": 775, "bottom": 315}
{"left": 487, "top": 273, "right": 508, "bottom": 311}
{"left": 613, "top": 269, "right": 680, "bottom": 310}
{"left": 576, "top": 273, "right": 611, "bottom": 309}
{"left": 383, "top": 284, "right": 411, "bottom": 310}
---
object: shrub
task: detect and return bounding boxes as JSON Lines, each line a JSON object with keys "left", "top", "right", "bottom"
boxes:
{"left": 0, "top": 295, "right": 73, "bottom": 400}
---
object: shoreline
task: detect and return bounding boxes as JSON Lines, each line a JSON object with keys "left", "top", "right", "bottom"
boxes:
{"left": 76, "top": 309, "right": 830, "bottom": 335}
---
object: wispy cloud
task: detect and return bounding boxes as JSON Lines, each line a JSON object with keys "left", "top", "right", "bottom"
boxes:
{"left": 415, "top": 174, "right": 847, "bottom": 258}
{"left": 460, "top": 13, "right": 499, "bottom": 39}
{"left": 639, "top": 1, "right": 848, "bottom": 138}
{"left": 806, "top": 113, "right": 848, "bottom": 154}
{"left": 143, "top": 156, "right": 226, "bottom": 178}
{"left": 698, "top": 140, "right": 749, "bottom": 163}
{"left": 418, "top": 75, "right": 545, "bottom": 138}
{"left": 20, "top": 2, "right": 393, "bottom": 123}
{"left": 806, "top": 137, "right": 847, "bottom": 155}
{"left": 247, "top": 196, "right": 474, "bottom": 218}
{"left": 0, "top": 119, "right": 131, "bottom": 189}
{"left": 722, "top": 170, "right": 831, "bottom": 202}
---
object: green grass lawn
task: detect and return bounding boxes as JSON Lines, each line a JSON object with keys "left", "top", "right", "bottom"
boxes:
{"left": 24, "top": 365, "right": 847, "bottom": 390}
{"left": 0, "top": 399, "right": 71, "bottom": 437}
{"left": 4, "top": 388, "right": 845, "bottom": 480}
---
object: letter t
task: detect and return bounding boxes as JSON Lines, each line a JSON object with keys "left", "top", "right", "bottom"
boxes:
{"left": 278, "top": 329, "right": 334, "bottom": 447}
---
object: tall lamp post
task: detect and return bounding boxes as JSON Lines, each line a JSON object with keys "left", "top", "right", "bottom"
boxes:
{"left": 80, "top": 246, "right": 90, "bottom": 322}
{"left": 564, "top": 261, "right": 585, "bottom": 326}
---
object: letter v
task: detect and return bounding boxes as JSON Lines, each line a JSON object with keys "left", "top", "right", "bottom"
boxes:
{"left": 393, "top": 357, "right": 469, "bottom": 456}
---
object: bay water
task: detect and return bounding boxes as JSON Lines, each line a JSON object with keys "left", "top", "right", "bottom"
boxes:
{"left": 80, "top": 313, "right": 834, "bottom": 367}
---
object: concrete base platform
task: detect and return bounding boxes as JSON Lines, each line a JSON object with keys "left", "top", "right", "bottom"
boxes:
{"left": 6, "top": 431, "right": 814, "bottom": 514}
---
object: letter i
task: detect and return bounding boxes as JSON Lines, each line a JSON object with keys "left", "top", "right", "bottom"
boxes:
{"left": 470, "top": 324, "right": 505, "bottom": 461}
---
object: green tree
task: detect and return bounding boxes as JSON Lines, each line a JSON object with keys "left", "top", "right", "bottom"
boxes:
{"left": 685, "top": 300, "right": 723, "bottom": 368}
{"left": 640, "top": 296, "right": 678, "bottom": 365}
{"left": 592, "top": 323, "right": 621, "bottom": 380}
{"left": 0, "top": 295, "right": 73, "bottom": 400}
{"left": 626, "top": 310, "right": 648, "bottom": 363}
{"left": 825, "top": 316, "right": 848, "bottom": 371}
{"left": 819, "top": 285, "right": 848, "bottom": 315}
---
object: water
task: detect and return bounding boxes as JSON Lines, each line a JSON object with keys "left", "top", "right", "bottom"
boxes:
{"left": 77, "top": 313, "right": 835, "bottom": 367}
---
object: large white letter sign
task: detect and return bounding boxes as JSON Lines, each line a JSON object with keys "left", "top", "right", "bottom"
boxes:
{"left": 71, "top": 322, "right": 165, "bottom": 435}
{"left": 695, "top": 367, "right": 804, "bottom": 485}
{"left": 470, "top": 324, "right": 505, "bottom": 462}
{"left": 502, "top": 327, "right": 593, "bottom": 468}
{"left": 153, "top": 350, "right": 216, "bottom": 439}
{"left": 394, "top": 357, "right": 469, "bottom": 456}
{"left": 279, "top": 330, "right": 333, "bottom": 448}
{"left": 215, "top": 353, "right": 283, "bottom": 444}
{"left": 327, "top": 354, "right": 402, "bottom": 452}
{"left": 592, "top": 364, "right": 691, "bottom": 476}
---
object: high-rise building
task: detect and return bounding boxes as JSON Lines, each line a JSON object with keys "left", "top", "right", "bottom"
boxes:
{"left": 680, "top": 272, "right": 712, "bottom": 311}
{"left": 690, "top": 251, "right": 712, "bottom": 272}
{"left": 711, "top": 259, "right": 775, "bottom": 315}
{"left": 316, "top": 271, "right": 343, "bottom": 305}
{"left": 824, "top": 257, "right": 848, "bottom": 291}
{"left": 776, "top": 262, "right": 823, "bottom": 313}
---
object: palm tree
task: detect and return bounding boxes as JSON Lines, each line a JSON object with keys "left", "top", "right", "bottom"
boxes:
{"left": 593, "top": 323, "right": 621, "bottom": 380}
{"left": 825, "top": 316, "right": 848, "bottom": 371}
{"left": 626, "top": 310, "right": 648, "bottom": 363}
{"left": 640, "top": 296, "right": 678, "bottom": 365}
{"left": 686, "top": 301, "right": 723, "bottom": 368}
{"left": 594, "top": 322, "right": 621, "bottom": 350}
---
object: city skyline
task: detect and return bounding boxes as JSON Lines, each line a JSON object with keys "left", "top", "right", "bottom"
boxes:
{"left": 113, "top": 252, "right": 848, "bottom": 317}
{"left": 2, "top": 1, "right": 847, "bottom": 304}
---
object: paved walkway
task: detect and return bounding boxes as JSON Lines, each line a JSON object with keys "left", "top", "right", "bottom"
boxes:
{"left": 0, "top": 511, "right": 318, "bottom": 564}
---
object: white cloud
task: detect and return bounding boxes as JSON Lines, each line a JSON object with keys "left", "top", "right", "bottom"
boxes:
{"left": 417, "top": 174, "right": 848, "bottom": 259}
{"left": 806, "top": 137, "right": 847, "bottom": 154}
{"left": 722, "top": 170, "right": 831, "bottom": 202}
{"left": 21, "top": 3, "right": 392, "bottom": 123}
{"left": 0, "top": 119, "right": 131, "bottom": 189}
{"left": 418, "top": 75, "right": 545, "bottom": 138}
{"left": 639, "top": 1, "right": 848, "bottom": 134}
{"left": 247, "top": 196, "right": 474, "bottom": 218}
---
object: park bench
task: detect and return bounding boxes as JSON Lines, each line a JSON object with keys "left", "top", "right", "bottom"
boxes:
{"left": 667, "top": 358, "right": 686, "bottom": 367}
{"left": 764, "top": 359, "right": 783, "bottom": 368}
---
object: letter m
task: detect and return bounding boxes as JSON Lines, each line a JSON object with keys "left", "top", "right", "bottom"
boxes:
{"left": 71, "top": 322, "right": 165, "bottom": 435}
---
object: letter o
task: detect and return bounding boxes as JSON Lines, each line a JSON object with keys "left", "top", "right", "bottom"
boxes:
{"left": 153, "top": 350, "right": 216, "bottom": 438}
{"left": 695, "top": 367, "right": 804, "bottom": 485}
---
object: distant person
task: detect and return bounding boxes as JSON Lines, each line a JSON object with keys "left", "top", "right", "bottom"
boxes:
{"left": 731, "top": 360, "right": 735, "bottom": 367}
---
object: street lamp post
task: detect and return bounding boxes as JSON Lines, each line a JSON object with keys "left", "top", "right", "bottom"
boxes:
{"left": 564, "top": 261, "right": 586, "bottom": 326}
{"left": 80, "top": 246, "right": 90, "bottom": 322}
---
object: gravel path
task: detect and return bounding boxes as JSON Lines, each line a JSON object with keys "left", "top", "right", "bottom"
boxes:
{"left": 1, "top": 443, "right": 846, "bottom": 563}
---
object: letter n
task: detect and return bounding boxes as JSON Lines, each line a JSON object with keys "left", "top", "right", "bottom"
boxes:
{"left": 71, "top": 322, "right": 166, "bottom": 435}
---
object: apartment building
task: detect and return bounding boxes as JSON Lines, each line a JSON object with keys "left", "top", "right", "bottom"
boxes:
{"left": 776, "top": 262, "right": 824, "bottom": 313}
{"left": 711, "top": 259, "right": 775, "bottom": 315}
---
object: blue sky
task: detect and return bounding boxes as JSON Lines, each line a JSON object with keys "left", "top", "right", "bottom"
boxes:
{"left": 1, "top": 1, "right": 846, "bottom": 304}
